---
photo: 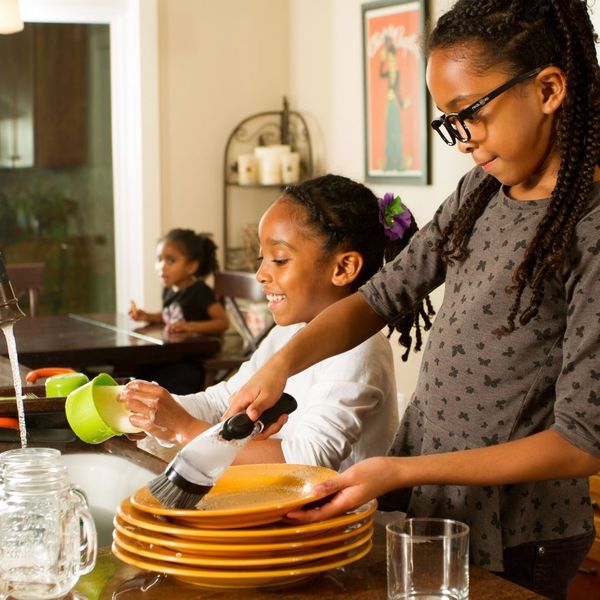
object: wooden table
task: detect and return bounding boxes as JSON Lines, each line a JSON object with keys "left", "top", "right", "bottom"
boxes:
{"left": 0, "top": 313, "right": 221, "bottom": 375}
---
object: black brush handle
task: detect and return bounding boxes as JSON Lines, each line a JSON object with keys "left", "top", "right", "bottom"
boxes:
{"left": 221, "top": 392, "right": 297, "bottom": 440}
{"left": 258, "top": 392, "right": 297, "bottom": 428}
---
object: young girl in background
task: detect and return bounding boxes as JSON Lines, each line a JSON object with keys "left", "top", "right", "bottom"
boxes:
{"left": 129, "top": 228, "right": 228, "bottom": 335}
{"left": 129, "top": 228, "right": 229, "bottom": 393}
{"left": 229, "top": 1, "right": 600, "bottom": 597}
{"left": 122, "top": 174, "right": 434, "bottom": 471}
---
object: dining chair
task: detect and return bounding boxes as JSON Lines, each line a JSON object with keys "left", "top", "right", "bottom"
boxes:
{"left": 203, "top": 270, "right": 274, "bottom": 387}
{"left": 6, "top": 262, "right": 45, "bottom": 317}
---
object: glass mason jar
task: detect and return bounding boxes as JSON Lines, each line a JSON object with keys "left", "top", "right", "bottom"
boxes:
{"left": 0, "top": 447, "right": 61, "bottom": 473}
{"left": 0, "top": 448, "right": 61, "bottom": 501}
{"left": 0, "top": 451, "right": 97, "bottom": 600}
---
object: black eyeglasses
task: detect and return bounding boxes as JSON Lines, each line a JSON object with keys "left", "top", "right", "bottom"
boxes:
{"left": 431, "top": 64, "right": 552, "bottom": 146}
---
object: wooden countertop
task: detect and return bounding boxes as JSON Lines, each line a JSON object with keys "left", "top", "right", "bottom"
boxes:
{"left": 0, "top": 424, "right": 544, "bottom": 599}
{"left": 0, "top": 368, "right": 544, "bottom": 599}
{"left": 69, "top": 526, "right": 543, "bottom": 600}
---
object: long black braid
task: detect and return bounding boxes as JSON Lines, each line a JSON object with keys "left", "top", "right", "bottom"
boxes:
{"left": 427, "top": 0, "right": 600, "bottom": 335}
{"left": 283, "top": 174, "right": 435, "bottom": 361}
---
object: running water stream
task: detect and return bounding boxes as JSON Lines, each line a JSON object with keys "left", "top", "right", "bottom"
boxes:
{"left": 1, "top": 322, "right": 27, "bottom": 448}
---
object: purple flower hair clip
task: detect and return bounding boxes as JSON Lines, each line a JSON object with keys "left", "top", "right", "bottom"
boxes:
{"left": 378, "top": 193, "right": 412, "bottom": 241}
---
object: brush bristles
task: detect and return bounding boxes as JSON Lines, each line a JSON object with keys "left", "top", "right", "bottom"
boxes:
{"left": 148, "top": 471, "right": 212, "bottom": 509}
{"left": 149, "top": 474, "right": 201, "bottom": 509}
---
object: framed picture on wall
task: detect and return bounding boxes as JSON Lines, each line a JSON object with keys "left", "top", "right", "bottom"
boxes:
{"left": 362, "top": 0, "right": 429, "bottom": 184}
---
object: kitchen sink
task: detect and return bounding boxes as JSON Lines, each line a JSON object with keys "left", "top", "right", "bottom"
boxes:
{"left": 61, "top": 452, "right": 156, "bottom": 546}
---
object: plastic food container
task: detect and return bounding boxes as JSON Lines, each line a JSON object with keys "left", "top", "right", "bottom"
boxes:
{"left": 65, "top": 373, "right": 141, "bottom": 444}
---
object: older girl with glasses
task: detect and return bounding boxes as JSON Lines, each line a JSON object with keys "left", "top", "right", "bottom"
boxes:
{"left": 227, "top": 1, "right": 600, "bottom": 598}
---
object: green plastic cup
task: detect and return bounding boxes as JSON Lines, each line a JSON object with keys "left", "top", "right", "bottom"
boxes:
{"left": 45, "top": 372, "right": 89, "bottom": 398}
{"left": 65, "top": 373, "right": 123, "bottom": 444}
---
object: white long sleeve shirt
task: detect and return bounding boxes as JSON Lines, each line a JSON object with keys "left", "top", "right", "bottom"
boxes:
{"left": 173, "top": 323, "right": 398, "bottom": 471}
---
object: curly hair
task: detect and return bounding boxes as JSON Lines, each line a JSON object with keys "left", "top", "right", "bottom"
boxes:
{"left": 161, "top": 228, "right": 219, "bottom": 278}
{"left": 427, "top": 0, "right": 600, "bottom": 335}
{"left": 283, "top": 174, "right": 435, "bottom": 361}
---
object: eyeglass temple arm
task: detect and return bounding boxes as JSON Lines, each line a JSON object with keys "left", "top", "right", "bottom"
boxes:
{"left": 462, "top": 64, "right": 553, "bottom": 118}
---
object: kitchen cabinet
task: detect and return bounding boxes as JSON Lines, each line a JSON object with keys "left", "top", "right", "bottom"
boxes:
{"left": 222, "top": 97, "right": 314, "bottom": 270}
{"left": 0, "top": 24, "right": 86, "bottom": 168}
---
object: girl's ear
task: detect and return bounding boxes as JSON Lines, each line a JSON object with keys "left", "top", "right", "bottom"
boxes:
{"left": 536, "top": 66, "right": 567, "bottom": 115}
{"left": 186, "top": 259, "right": 200, "bottom": 276}
{"left": 331, "top": 251, "right": 364, "bottom": 287}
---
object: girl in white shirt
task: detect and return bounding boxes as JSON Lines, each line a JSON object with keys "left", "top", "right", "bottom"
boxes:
{"left": 122, "top": 174, "right": 434, "bottom": 470}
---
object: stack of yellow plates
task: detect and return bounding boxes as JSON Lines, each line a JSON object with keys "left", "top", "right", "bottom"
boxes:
{"left": 112, "top": 464, "right": 376, "bottom": 588}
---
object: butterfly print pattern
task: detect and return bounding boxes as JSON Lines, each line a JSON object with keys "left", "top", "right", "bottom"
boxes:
{"left": 362, "top": 167, "right": 600, "bottom": 571}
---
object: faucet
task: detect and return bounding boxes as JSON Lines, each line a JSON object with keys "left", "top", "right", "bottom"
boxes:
{"left": 0, "top": 250, "right": 25, "bottom": 327}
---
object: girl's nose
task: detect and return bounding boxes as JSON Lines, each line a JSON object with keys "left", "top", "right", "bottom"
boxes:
{"left": 256, "top": 263, "right": 268, "bottom": 283}
{"left": 457, "top": 123, "right": 484, "bottom": 154}
{"left": 457, "top": 138, "right": 476, "bottom": 154}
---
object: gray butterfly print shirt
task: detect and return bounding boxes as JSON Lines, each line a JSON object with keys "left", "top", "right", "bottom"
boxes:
{"left": 360, "top": 166, "right": 600, "bottom": 571}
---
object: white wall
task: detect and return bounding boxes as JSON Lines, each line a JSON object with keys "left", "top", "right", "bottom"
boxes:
{"left": 159, "top": 0, "right": 600, "bottom": 403}
{"left": 157, "top": 0, "right": 290, "bottom": 310}
{"left": 287, "top": 0, "right": 471, "bottom": 401}
{"left": 158, "top": 0, "right": 470, "bottom": 401}
{"left": 592, "top": 6, "right": 600, "bottom": 48}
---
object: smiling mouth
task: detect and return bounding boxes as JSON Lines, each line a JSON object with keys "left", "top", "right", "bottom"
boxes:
{"left": 478, "top": 158, "right": 496, "bottom": 171}
{"left": 266, "top": 293, "right": 285, "bottom": 303}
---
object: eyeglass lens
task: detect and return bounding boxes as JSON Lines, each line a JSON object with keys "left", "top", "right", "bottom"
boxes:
{"left": 434, "top": 115, "right": 470, "bottom": 145}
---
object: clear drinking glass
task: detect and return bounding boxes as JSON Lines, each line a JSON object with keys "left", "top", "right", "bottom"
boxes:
{"left": 0, "top": 453, "right": 97, "bottom": 599}
{"left": 387, "top": 518, "right": 469, "bottom": 600}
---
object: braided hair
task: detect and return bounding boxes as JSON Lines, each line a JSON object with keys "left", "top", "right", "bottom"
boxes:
{"left": 427, "top": 0, "right": 600, "bottom": 336}
{"left": 161, "top": 228, "right": 219, "bottom": 278}
{"left": 282, "top": 174, "right": 435, "bottom": 361}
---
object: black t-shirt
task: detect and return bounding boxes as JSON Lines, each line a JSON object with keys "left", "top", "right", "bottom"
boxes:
{"left": 161, "top": 279, "right": 216, "bottom": 324}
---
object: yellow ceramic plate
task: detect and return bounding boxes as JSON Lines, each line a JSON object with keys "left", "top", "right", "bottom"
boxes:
{"left": 111, "top": 538, "right": 373, "bottom": 589}
{"left": 117, "top": 497, "right": 377, "bottom": 542}
{"left": 113, "top": 526, "right": 373, "bottom": 567}
{"left": 131, "top": 463, "right": 336, "bottom": 518}
{"left": 169, "top": 509, "right": 287, "bottom": 530}
{"left": 113, "top": 513, "right": 373, "bottom": 556}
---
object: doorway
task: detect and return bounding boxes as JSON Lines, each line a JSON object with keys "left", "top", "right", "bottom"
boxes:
{"left": 0, "top": 23, "right": 115, "bottom": 314}
{"left": 11, "top": 0, "right": 161, "bottom": 315}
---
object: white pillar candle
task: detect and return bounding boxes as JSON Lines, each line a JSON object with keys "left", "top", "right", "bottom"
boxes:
{"left": 237, "top": 154, "right": 258, "bottom": 185}
{"left": 281, "top": 152, "right": 300, "bottom": 184}
{"left": 254, "top": 145, "right": 291, "bottom": 185}
{"left": 258, "top": 156, "right": 282, "bottom": 185}
{"left": 254, "top": 145, "right": 291, "bottom": 160}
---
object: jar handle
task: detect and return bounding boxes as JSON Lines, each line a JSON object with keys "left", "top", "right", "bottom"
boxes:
{"left": 75, "top": 502, "right": 97, "bottom": 575}
{"left": 70, "top": 484, "right": 89, "bottom": 508}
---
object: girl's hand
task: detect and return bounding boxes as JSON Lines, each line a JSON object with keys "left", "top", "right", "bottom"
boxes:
{"left": 128, "top": 300, "right": 141, "bottom": 320}
{"left": 121, "top": 380, "right": 205, "bottom": 444}
{"left": 166, "top": 320, "right": 190, "bottom": 333}
{"left": 285, "top": 457, "right": 398, "bottom": 523}
{"left": 129, "top": 300, "right": 152, "bottom": 323}
{"left": 124, "top": 431, "right": 147, "bottom": 442}
{"left": 224, "top": 356, "right": 289, "bottom": 421}
{"left": 251, "top": 414, "right": 288, "bottom": 440}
